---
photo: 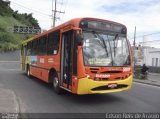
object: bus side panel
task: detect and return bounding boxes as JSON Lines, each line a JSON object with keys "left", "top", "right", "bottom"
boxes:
{"left": 30, "top": 66, "right": 49, "bottom": 83}
{"left": 46, "top": 55, "right": 61, "bottom": 72}
{"left": 36, "top": 55, "right": 60, "bottom": 71}
{"left": 39, "top": 55, "right": 60, "bottom": 82}
{"left": 30, "top": 66, "right": 38, "bottom": 78}
{"left": 31, "top": 55, "right": 61, "bottom": 83}
{"left": 41, "top": 69, "right": 49, "bottom": 82}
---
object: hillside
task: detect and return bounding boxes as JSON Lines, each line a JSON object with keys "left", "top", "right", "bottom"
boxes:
{"left": 0, "top": 0, "right": 39, "bottom": 52}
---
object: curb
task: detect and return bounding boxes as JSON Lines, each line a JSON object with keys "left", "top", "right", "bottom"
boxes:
{"left": 133, "top": 79, "right": 160, "bottom": 87}
{"left": 148, "top": 73, "right": 160, "bottom": 76}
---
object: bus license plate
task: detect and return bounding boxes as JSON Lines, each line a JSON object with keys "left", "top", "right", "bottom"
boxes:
{"left": 108, "top": 83, "right": 117, "bottom": 88}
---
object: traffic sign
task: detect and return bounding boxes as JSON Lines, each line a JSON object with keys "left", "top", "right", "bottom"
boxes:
{"left": 13, "top": 26, "right": 41, "bottom": 34}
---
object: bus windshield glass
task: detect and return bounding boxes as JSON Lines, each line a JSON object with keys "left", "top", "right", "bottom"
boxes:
{"left": 83, "top": 31, "right": 130, "bottom": 66}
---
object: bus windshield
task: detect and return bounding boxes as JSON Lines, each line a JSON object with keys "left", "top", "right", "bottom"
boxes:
{"left": 83, "top": 31, "right": 130, "bottom": 66}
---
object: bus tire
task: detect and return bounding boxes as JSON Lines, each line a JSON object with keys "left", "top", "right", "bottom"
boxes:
{"left": 27, "top": 65, "right": 31, "bottom": 78}
{"left": 53, "top": 75, "right": 62, "bottom": 94}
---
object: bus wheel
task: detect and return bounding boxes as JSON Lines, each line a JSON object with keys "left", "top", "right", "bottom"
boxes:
{"left": 27, "top": 66, "right": 31, "bottom": 78}
{"left": 53, "top": 76, "right": 62, "bottom": 94}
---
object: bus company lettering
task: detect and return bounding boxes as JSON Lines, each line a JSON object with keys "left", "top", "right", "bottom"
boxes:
{"left": 108, "top": 83, "right": 117, "bottom": 88}
{"left": 96, "top": 74, "right": 110, "bottom": 78}
{"left": 123, "top": 67, "right": 130, "bottom": 72}
{"left": 40, "top": 58, "right": 44, "bottom": 63}
{"left": 48, "top": 58, "right": 54, "bottom": 63}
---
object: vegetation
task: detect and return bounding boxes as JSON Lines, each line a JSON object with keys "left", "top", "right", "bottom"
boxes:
{"left": 133, "top": 67, "right": 141, "bottom": 79}
{"left": 0, "top": 0, "right": 39, "bottom": 52}
{"left": 134, "top": 66, "right": 147, "bottom": 80}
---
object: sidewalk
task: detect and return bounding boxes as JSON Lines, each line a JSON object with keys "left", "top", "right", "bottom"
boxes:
{"left": 0, "top": 83, "right": 20, "bottom": 113}
{"left": 133, "top": 78, "right": 160, "bottom": 87}
{"left": 148, "top": 72, "right": 160, "bottom": 76}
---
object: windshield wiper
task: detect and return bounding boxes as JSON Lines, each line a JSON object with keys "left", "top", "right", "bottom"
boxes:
{"left": 93, "top": 31, "right": 109, "bottom": 57}
{"left": 113, "top": 34, "right": 119, "bottom": 56}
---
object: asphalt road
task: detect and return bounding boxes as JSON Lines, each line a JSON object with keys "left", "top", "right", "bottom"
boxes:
{"left": 0, "top": 51, "right": 160, "bottom": 115}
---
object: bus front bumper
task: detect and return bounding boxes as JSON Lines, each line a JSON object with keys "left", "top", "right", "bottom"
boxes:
{"left": 77, "top": 75, "right": 133, "bottom": 95}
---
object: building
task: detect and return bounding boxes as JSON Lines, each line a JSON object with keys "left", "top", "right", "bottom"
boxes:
{"left": 141, "top": 36, "right": 160, "bottom": 67}
{"left": 143, "top": 47, "right": 160, "bottom": 67}
{"left": 133, "top": 43, "right": 160, "bottom": 67}
{"left": 132, "top": 35, "right": 160, "bottom": 73}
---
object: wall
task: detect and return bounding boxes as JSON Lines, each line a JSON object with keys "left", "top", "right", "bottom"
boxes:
{"left": 143, "top": 47, "right": 160, "bottom": 67}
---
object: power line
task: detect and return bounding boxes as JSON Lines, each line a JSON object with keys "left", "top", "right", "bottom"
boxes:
{"left": 11, "top": 1, "right": 50, "bottom": 17}
{"left": 11, "top": 4, "right": 50, "bottom": 18}
{"left": 60, "top": 0, "right": 68, "bottom": 23}
{"left": 52, "top": 0, "right": 65, "bottom": 27}
{"left": 10, "top": 0, "right": 66, "bottom": 28}
{"left": 55, "top": 0, "right": 68, "bottom": 25}
{"left": 139, "top": 40, "right": 160, "bottom": 44}
{"left": 10, "top": 0, "right": 50, "bottom": 13}
{"left": 59, "top": 0, "right": 64, "bottom": 12}
{"left": 132, "top": 40, "right": 160, "bottom": 46}
{"left": 130, "top": 32, "right": 160, "bottom": 40}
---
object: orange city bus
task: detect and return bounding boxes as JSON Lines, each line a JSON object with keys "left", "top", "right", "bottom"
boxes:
{"left": 20, "top": 17, "right": 133, "bottom": 95}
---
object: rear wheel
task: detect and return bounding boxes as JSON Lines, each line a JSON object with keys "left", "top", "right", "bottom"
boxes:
{"left": 53, "top": 75, "right": 62, "bottom": 94}
{"left": 27, "top": 65, "right": 31, "bottom": 78}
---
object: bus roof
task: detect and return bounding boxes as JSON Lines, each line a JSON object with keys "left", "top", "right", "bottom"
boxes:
{"left": 21, "top": 37, "right": 34, "bottom": 45}
{"left": 21, "top": 17, "right": 126, "bottom": 45}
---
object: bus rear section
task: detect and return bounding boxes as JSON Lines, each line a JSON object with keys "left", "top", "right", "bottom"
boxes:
{"left": 20, "top": 18, "right": 133, "bottom": 95}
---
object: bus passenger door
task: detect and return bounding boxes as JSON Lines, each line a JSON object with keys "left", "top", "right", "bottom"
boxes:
{"left": 61, "top": 30, "right": 74, "bottom": 89}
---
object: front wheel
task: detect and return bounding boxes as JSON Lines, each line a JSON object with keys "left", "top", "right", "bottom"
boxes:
{"left": 53, "top": 76, "right": 62, "bottom": 94}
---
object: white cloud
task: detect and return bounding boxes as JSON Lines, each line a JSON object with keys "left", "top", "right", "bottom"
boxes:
{"left": 9, "top": 0, "right": 160, "bottom": 46}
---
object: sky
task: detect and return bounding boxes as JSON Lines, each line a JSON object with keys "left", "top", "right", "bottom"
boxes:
{"left": 9, "top": 0, "right": 160, "bottom": 47}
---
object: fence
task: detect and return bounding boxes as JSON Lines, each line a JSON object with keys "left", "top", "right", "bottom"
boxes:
{"left": 148, "top": 66, "right": 160, "bottom": 73}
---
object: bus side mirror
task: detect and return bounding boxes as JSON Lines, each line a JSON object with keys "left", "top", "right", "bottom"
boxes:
{"left": 76, "top": 34, "right": 83, "bottom": 46}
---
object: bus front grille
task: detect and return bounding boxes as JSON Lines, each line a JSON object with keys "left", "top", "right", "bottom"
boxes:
{"left": 91, "top": 84, "right": 128, "bottom": 91}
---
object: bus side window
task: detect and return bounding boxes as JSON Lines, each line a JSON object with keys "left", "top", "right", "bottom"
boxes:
{"left": 32, "top": 40, "right": 38, "bottom": 55}
{"left": 32, "top": 41, "right": 35, "bottom": 55}
{"left": 47, "top": 30, "right": 60, "bottom": 55}
{"left": 48, "top": 33, "right": 54, "bottom": 54}
{"left": 31, "top": 41, "right": 33, "bottom": 55}
{"left": 39, "top": 35, "right": 47, "bottom": 55}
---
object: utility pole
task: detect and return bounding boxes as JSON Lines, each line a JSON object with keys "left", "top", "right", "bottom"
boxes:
{"left": 133, "top": 26, "right": 136, "bottom": 68}
{"left": 52, "top": 0, "right": 65, "bottom": 27}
